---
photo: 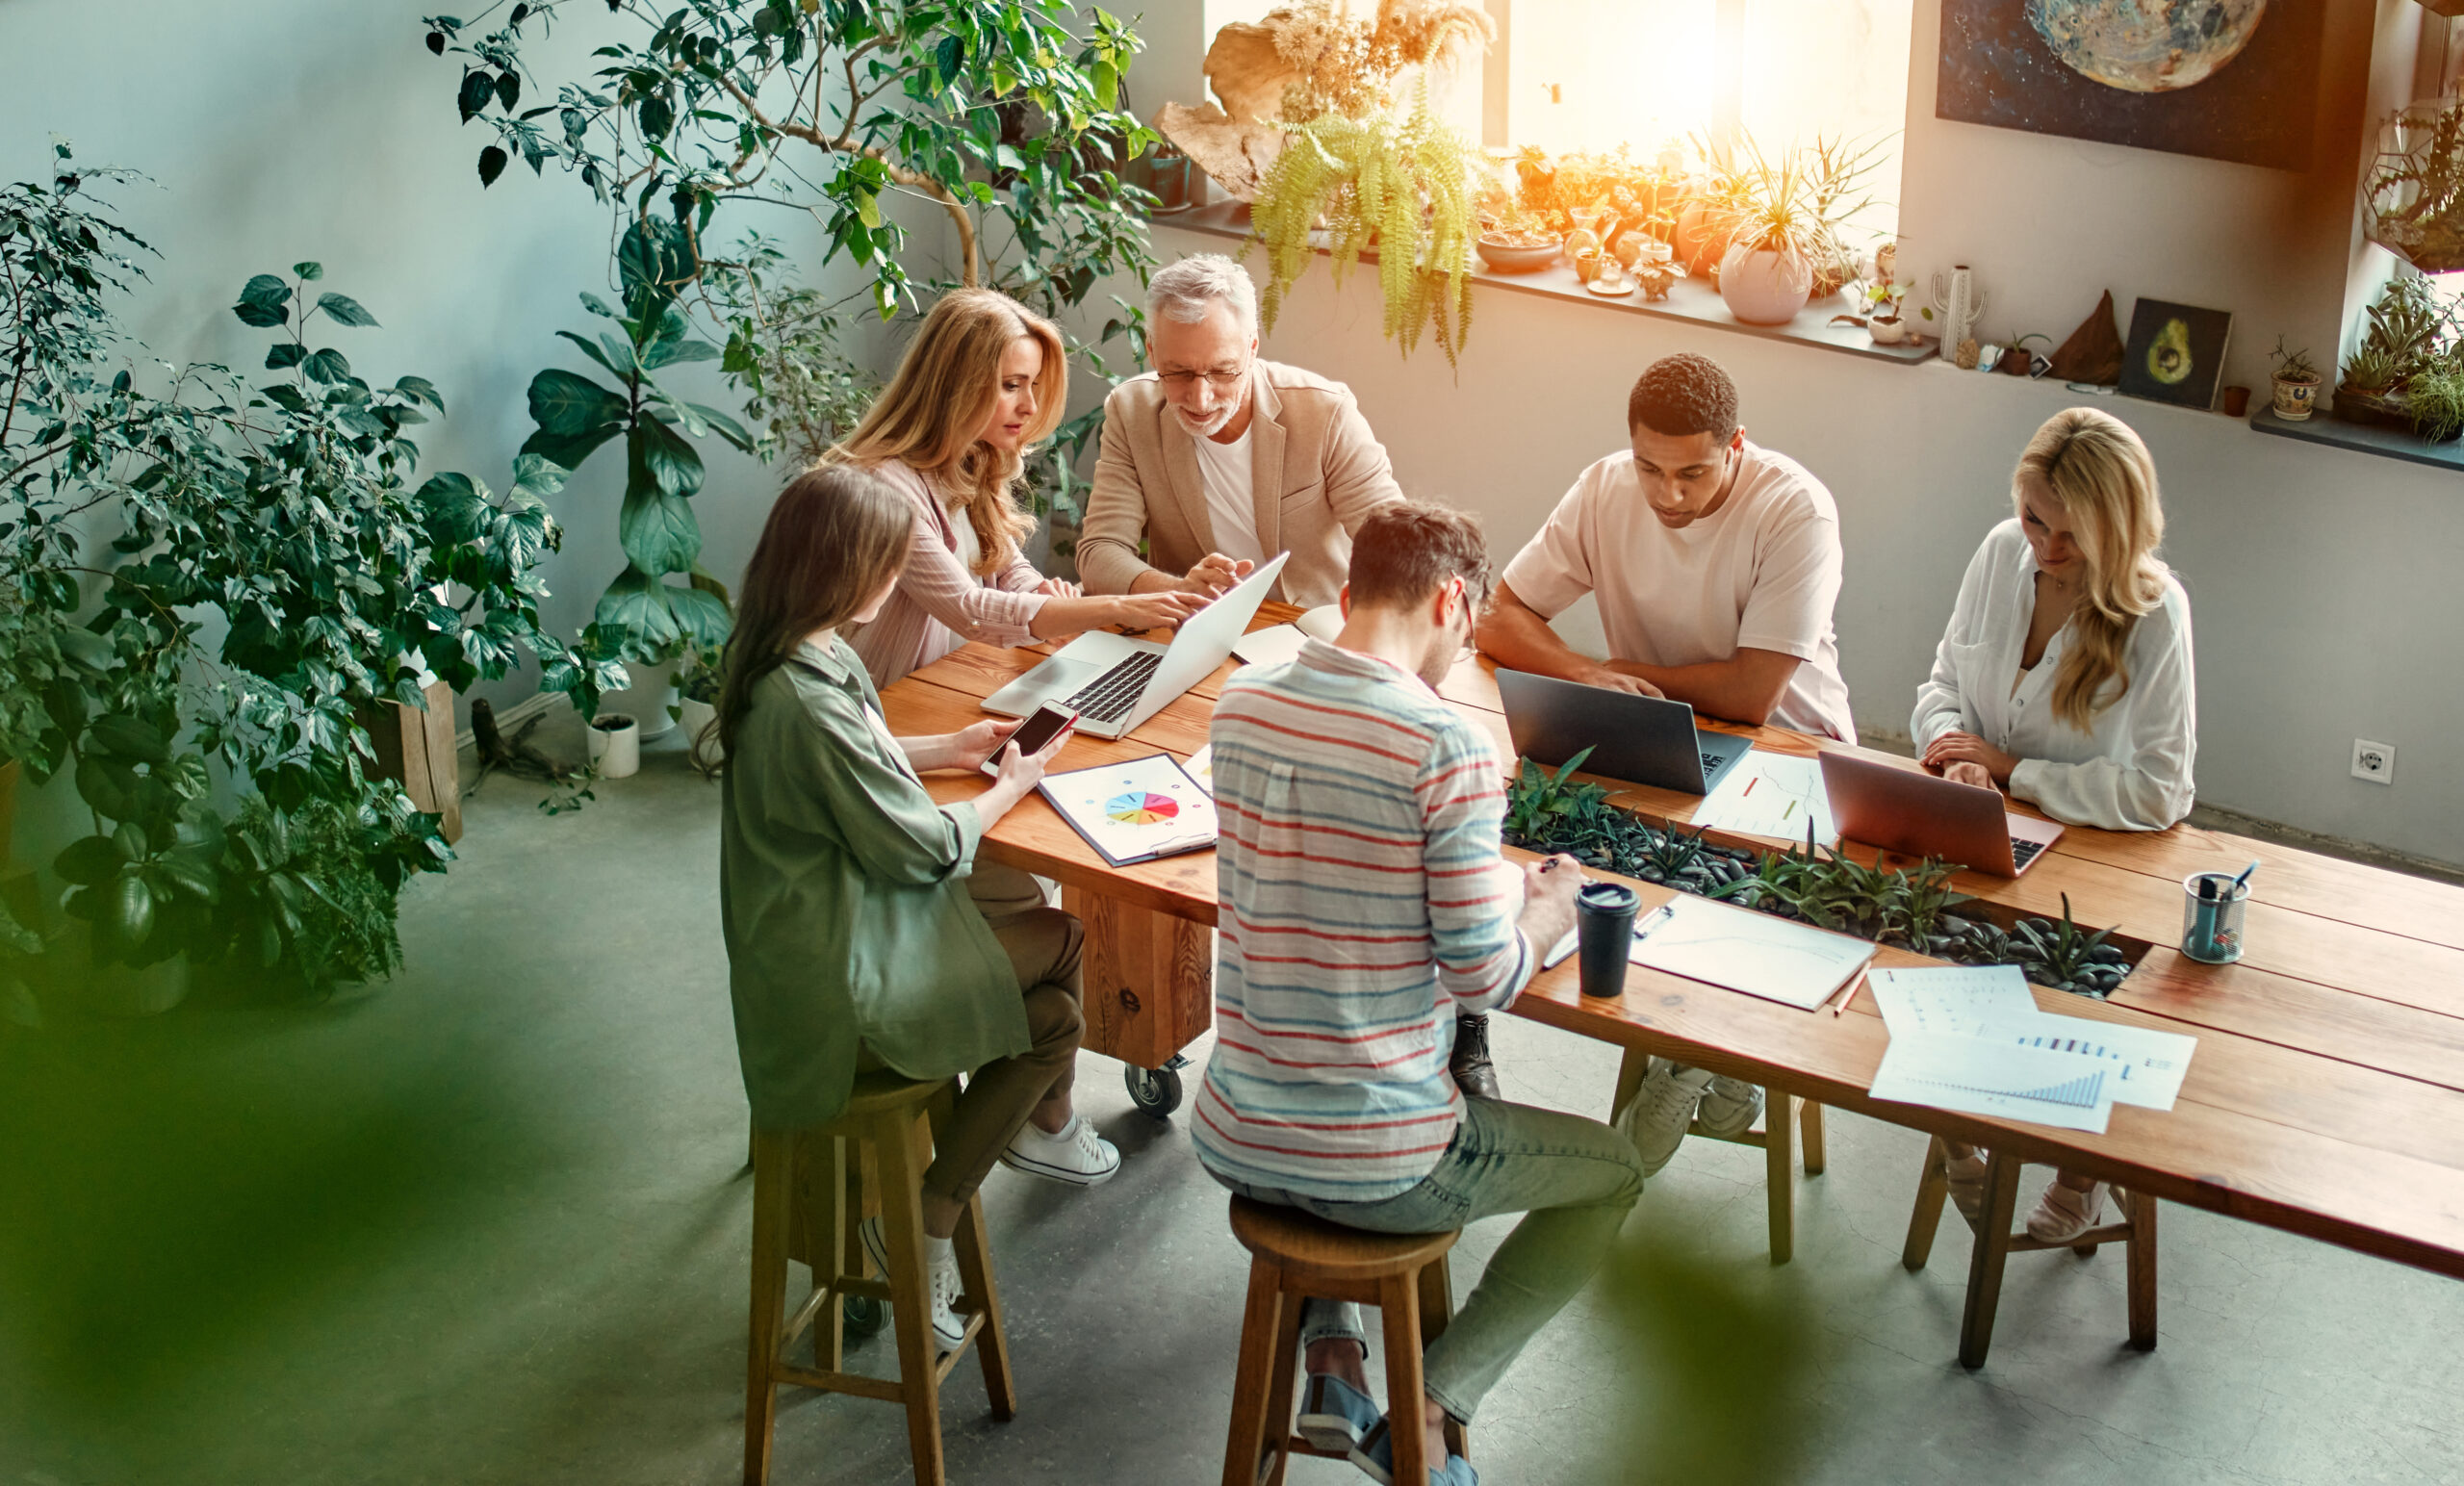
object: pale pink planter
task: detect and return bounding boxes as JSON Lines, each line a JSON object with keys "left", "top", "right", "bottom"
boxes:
{"left": 1718, "top": 244, "right": 1814, "bottom": 325}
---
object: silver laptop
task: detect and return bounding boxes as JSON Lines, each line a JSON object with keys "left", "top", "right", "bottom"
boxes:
{"left": 983, "top": 552, "right": 1291, "bottom": 738}
{"left": 1819, "top": 751, "right": 2066, "bottom": 878}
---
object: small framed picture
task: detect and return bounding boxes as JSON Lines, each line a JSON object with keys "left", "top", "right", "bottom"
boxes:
{"left": 2118, "top": 299, "right": 2234, "bottom": 410}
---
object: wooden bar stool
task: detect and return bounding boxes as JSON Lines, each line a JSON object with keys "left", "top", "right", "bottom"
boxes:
{"left": 1219, "top": 1196, "right": 1467, "bottom": 1486}
{"left": 745, "top": 1072, "right": 1017, "bottom": 1486}
{"left": 1613, "top": 1048, "right": 1825, "bottom": 1265}
{"left": 1901, "top": 1136, "right": 2157, "bottom": 1368}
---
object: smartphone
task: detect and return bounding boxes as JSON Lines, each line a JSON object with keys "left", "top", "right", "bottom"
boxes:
{"left": 981, "top": 703, "right": 1077, "bottom": 778}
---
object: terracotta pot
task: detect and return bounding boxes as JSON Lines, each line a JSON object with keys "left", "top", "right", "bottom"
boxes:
{"left": 2272, "top": 373, "right": 2321, "bottom": 421}
{"left": 2220, "top": 385, "right": 2251, "bottom": 417}
{"left": 1716, "top": 243, "right": 1813, "bottom": 325}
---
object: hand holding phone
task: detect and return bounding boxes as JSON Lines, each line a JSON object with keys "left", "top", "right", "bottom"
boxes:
{"left": 981, "top": 703, "right": 1078, "bottom": 779}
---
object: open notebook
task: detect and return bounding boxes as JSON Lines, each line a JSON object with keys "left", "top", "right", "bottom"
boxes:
{"left": 1228, "top": 603, "right": 1344, "bottom": 667}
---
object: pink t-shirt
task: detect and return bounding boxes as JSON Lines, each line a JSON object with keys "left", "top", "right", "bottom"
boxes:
{"left": 1501, "top": 442, "right": 1856, "bottom": 741}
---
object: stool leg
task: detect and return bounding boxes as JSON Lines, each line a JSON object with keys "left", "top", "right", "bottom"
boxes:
{"left": 1958, "top": 1152, "right": 2023, "bottom": 1370}
{"left": 1260, "top": 1285, "right": 1304, "bottom": 1486}
{"left": 1902, "top": 1136, "right": 1949, "bottom": 1271}
{"left": 1220, "top": 1261, "right": 1289, "bottom": 1486}
{"left": 744, "top": 1131, "right": 792, "bottom": 1486}
{"left": 2124, "top": 1191, "right": 2159, "bottom": 1351}
{"left": 1378, "top": 1272, "right": 1433, "bottom": 1486}
{"left": 1799, "top": 1100, "right": 1827, "bottom": 1176}
{"left": 816, "top": 1133, "right": 849, "bottom": 1371}
{"left": 952, "top": 1190, "right": 1018, "bottom": 1419}
{"left": 1416, "top": 1261, "right": 1466, "bottom": 1462}
{"left": 871, "top": 1108, "right": 947, "bottom": 1486}
{"left": 1763, "top": 1089, "right": 1795, "bottom": 1267}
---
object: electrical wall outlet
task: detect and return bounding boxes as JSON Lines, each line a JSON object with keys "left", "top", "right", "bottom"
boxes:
{"left": 2351, "top": 738, "right": 2396, "bottom": 785}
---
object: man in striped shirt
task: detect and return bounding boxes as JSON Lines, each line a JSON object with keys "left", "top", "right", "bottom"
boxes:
{"left": 1194, "top": 501, "right": 1646, "bottom": 1485}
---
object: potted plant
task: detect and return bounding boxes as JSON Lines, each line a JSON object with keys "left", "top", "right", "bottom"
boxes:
{"left": 1709, "top": 134, "right": 1886, "bottom": 327}
{"left": 2337, "top": 277, "right": 2457, "bottom": 432}
{"left": 1861, "top": 279, "right": 1911, "bottom": 344}
{"left": 677, "top": 644, "right": 726, "bottom": 775}
{"left": 2404, "top": 358, "right": 2464, "bottom": 442}
{"left": 1476, "top": 198, "right": 1563, "bottom": 273}
{"left": 587, "top": 713, "right": 641, "bottom": 780}
{"left": 2362, "top": 97, "right": 2464, "bottom": 274}
{"left": 2270, "top": 337, "right": 2323, "bottom": 420}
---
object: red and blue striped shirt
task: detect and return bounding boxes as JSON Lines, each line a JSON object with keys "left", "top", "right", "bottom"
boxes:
{"left": 1193, "top": 639, "right": 1534, "bottom": 1200}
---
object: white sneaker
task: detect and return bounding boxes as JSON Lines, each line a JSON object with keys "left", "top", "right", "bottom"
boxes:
{"left": 998, "top": 1114, "right": 1121, "bottom": 1187}
{"left": 1695, "top": 1076, "right": 1763, "bottom": 1139}
{"left": 1614, "top": 1061, "right": 1714, "bottom": 1178}
{"left": 858, "top": 1217, "right": 966, "bottom": 1353}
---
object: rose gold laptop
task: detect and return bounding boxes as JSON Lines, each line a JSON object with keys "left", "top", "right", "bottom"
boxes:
{"left": 1818, "top": 752, "right": 2066, "bottom": 878}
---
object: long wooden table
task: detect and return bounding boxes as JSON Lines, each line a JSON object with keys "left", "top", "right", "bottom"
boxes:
{"left": 879, "top": 604, "right": 2464, "bottom": 1304}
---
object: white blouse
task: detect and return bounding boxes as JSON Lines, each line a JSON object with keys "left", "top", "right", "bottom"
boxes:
{"left": 1911, "top": 519, "right": 2196, "bottom": 833}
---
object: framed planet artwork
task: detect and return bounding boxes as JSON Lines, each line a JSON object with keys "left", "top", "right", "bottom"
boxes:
{"left": 1937, "top": 0, "right": 2325, "bottom": 170}
{"left": 2117, "top": 298, "right": 2234, "bottom": 410}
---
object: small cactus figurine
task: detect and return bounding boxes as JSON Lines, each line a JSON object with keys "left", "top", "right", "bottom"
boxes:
{"left": 1930, "top": 265, "right": 1989, "bottom": 357}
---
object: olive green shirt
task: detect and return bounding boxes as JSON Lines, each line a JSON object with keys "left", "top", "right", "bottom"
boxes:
{"left": 719, "top": 635, "right": 1030, "bottom": 1130}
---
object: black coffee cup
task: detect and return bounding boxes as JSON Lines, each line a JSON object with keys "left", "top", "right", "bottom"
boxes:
{"left": 1576, "top": 883, "right": 1640, "bottom": 1000}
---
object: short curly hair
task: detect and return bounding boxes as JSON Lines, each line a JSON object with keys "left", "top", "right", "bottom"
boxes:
{"left": 1628, "top": 354, "right": 1740, "bottom": 441}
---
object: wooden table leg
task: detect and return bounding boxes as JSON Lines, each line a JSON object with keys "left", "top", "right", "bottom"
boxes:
{"left": 744, "top": 1131, "right": 792, "bottom": 1486}
{"left": 1959, "top": 1153, "right": 2024, "bottom": 1370}
{"left": 2125, "top": 1190, "right": 2160, "bottom": 1351}
{"left": 1763, "top": 1089, "right": 1796, "bottom": 1267}
{"left": 1799, "top": 1101, "right": 1826, "bottom": 1176}
{"left": 1902, "top": 1136, "right": 1948, "bottom": 1271}
{"left": 1063, "top": 886, "right": 1213, "bottom": 1069}
{"left": 1611, "top": 1045, "right": 1652, "bottom": 1117}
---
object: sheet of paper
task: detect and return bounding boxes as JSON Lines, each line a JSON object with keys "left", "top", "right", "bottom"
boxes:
{"left": 1627, "top": 894, "right": 1874, "bottom": 1011}
{"left": 1869, "top": 964, "right": 2040, "bottom": 1037}
{"left": 1972, "top": 1014, "right": 2197, "bottom": 1112}
{"left": 1294, "top": 603, "right": 1344, "bottom": 641}
{"left": 1867, "top": 1031, "right": 2116, "bottom": 1134}
{"left": 1229, "top": 625, "right": 1307, "bottom": 667}
{"left": 1692, "top": 751, "right": 1838, "bottom": 846}
{"left": 1037, "top": 754, "right": 1219, "bottom": 864}
{"left": 1185, "top": 742, "right": 1215, "bottom": 796}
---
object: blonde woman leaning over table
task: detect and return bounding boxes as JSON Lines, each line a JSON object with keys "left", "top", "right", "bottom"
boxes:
{"left": 1912, "top": 405, "right": 2197, "bottom": 1245}
{"left": 834, "top": 287, "right": 1202, "bottom": 692}
{"left": 717, "top": 465, "right": 1122, "bottom": 1358}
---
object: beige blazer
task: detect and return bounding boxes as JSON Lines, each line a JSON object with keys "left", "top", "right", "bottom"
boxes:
{"left": 1076, "top": 361, "right": 1403, "bottom": 608}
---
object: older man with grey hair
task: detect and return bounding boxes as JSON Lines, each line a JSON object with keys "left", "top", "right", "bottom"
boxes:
{"left": 1076, "top": 253, "right": 1404, "bottom": 611}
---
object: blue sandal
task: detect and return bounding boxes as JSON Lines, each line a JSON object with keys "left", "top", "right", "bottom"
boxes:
{"left": 1348, "top": 1415, "right": 1476, "bottom": 1486}
{"left": 1296, "top": 1371, "right": 1381, "bottom": 1453}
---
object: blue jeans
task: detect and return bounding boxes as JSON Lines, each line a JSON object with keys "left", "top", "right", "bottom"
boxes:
{"left": 1213, "top": 1097, "right": 1644, "bottom": 1423}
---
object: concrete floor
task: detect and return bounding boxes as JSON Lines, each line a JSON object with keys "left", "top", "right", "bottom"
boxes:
{"left": 5, "top": 730, "right": 2461, "bottom": 1486}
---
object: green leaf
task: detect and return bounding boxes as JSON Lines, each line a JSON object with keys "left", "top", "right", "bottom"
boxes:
{"left": 239, "top": 272, "right": 292, "bottom": 309}
{"left": 520, "top": 423, "right": 623, "bottom": 473}
{"left": 55, "top": 628, "right": 112, "bottom": 672}
{"left": 856, "top": 189, "right": 884, "bottom": 230}
{"left": 638, "top": 94, "right": 674, "bottom": 140}
{"left": 73, "top": 755, "right": 140, "bottom": 820}
{"left": 459, "top": 69, "right": 496, "bottom": 121}
{"left": 495, "top": 70, "right": 522, "bottom": 112}
{"left": 294, "top": 261, "right": 324, "bottom": 281}
{"left": 55, "top": 834, "right": 123, "bottom": 887}
{"left": 316, "top": 292, "right": 378, "bottom": 327}
{"left": 233, "top": 297, "right": 289, "bottom": 329}
{"left": 526, "top": 367, "right": 629, "bottom": 437}
{"left": 109, "top": 873, "right": 155, "bottom": 950}
{"left": 619, "top": 483, "right": 701, "bottom": 576}
{"left": 640, "top": 336, "right": 719, "bottom": 372}
{"left": 1091, "top": 60, "right": 1118, "bottom": 111}
{"left": 508, "top": 451, "right": 569, "bottom": 501}
{"left": 578, "top": 291, "right": 618, "bottom": 320}
{"left": 478, "top": 145, "right": 509, "bottom": 187}
{"left": 417, "top": 472, "right": 491, "bottom": 544}
{"left": 265, "top": 342, "right": 308, "bottom": 371}
{"left": 303, "top": 347, "right": 352, "bottom": 384}
{"left": 394, "top": 373, "right": 446, "bottom": 412}
{"left": 594, "top": 569, "right": 681, "bottom": 654}
{"left": 90, "top": 713, "right": 171, "bottom": 764}
{"left": 632, "top": 413, "right": 704, "bottom": 499}
{"left": 680, "top": 400, "right": 755, "bottom": 450}
{"left": 552, "top": 328, "right": 630, "bottom": 380}
{"left": 666, "top": 581, "right": 732, "bottom": 649}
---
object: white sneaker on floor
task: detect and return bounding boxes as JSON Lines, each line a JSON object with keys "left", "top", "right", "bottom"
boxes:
{"left": 998, "top": 1114, "right": 1121, "bottom": 1187}
{"left": 1614, "top": 1061, "right": 1714, "bottom": 1178}
{"left": 858, "top": 1217, "right": 966, "bottom": 1353}
{"left": 1694, "top": 1075, "right": 1763, "bottom": 1139}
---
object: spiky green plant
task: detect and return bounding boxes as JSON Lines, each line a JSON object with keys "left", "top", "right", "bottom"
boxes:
{"left": 1250, "top": 79, "right": 1476, "bottom": 364}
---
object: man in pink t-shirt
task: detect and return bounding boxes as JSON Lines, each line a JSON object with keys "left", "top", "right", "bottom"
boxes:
{"left": 1476, "top": 353, "right": 1856, "bottom": 742}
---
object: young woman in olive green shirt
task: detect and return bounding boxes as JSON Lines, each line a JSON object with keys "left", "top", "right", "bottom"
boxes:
{"left": 717, "top": 464, "right": 1120, "bottom": 1350}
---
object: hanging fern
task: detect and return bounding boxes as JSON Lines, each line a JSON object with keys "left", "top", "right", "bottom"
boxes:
{"left": 1248, "top": 80, "right": 1476, "bottom": 366}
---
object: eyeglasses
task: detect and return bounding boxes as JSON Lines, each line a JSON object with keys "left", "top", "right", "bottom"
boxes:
{"left": 1155, "top": 364, "right": 1249, "bottom": 392}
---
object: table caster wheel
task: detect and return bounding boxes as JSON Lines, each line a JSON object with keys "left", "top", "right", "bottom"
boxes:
{"left": 1125, "top": 1063, "right": 1185, "bottom": 1118}
{"left": 842, "top": 1294, "right": 889, "bottom": 1338}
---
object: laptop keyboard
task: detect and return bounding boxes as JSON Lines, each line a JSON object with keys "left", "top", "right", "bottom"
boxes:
{"left": 2010, "top": 837, "right": 2047, "bottom": 870}
{"left": 1062, "top": 651, "right": 1164, "bottom": 723}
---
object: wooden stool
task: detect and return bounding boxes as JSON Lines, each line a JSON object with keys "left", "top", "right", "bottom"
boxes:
{"left": 1901, "top": 1136, "right": 2157, "bottom": 1368}
{"left": 1614, "top": 1049, "right": 1825, "bottom": 1265}
{"left": 745, "top": 1073, "right": 1017, "bottom": 1486}
{"left": 1219, "top": 1197, "right": 1467, "bottom": 1486}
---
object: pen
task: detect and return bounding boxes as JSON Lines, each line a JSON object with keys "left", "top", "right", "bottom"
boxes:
{"left": 2229, "top": 859, "right": 2260, "bottom": 894}
{"left": 1831, "top": 968, "right": 1867, "bottom": 1018}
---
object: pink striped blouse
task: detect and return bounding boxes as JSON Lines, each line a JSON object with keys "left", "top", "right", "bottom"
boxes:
{"left": 847, "top": 460, "right": 1049, "bottom": 689}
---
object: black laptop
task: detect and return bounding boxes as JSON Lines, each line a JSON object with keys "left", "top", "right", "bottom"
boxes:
{"left": 1495, "top": 668, "right": 1754, "bottom": 795}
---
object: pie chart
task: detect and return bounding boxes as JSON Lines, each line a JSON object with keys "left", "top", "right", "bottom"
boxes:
{"left": 1105, "top": 791, "right": 1181, "bottom": 826}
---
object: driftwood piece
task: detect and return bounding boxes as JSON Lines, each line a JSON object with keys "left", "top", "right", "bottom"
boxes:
{"left": 469, "top": 698, "right": 576, "bottom": 790}
{"left": 1205, "top": 20, "right": 1293, "bottom": 126}
{"left": 2050, "top": 290, "right": 2126, "bottom": 386}
{"left": 1154, "top": 101, "right": 1286, "bottom": 202}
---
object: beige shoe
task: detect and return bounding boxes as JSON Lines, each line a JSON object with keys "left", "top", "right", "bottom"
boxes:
{"left": 1943, "top": 1150, "right": 1989, "bottom": 1224}
{"left": 2025, "top": 1177, "right": 2109, "bottom": 1243}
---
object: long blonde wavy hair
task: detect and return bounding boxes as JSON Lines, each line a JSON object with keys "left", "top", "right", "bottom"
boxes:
{"left": 825, "top": 288, "right": 1066, "bottom": 576}
{"left": 2015, "top": 408, "right": 2170, "bottom": 731}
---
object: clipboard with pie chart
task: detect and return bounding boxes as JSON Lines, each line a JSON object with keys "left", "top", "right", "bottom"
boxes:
{"left": 1037, "top": 754, "right": 1219, "bottom": 866}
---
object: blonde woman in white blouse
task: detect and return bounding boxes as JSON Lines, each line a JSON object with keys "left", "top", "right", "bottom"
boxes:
{"left": 1913, "top": 406, "right": 2195, "bottom": 1243}
{"left": 835, "top": 289, "right": 1203, "bottom": 692}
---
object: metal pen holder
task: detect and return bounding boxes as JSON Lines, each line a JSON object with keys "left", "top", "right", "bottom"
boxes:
{"left": 2180, "top": 872, "right": 2250, "bottom": 964}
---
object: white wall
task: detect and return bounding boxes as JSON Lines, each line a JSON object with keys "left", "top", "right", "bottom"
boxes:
{"left": 1140, "top": 1, "right": 2464, "bottom": 866}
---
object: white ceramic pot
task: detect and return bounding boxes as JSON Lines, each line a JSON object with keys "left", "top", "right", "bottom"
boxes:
{"left": 618, "top": 659, "right": 680, "bottom": 739}
{"left": 588, "top": 713, "right": 641, "bottom": 779}
{"left": 2272, "top": 374, "right": 2321, "bottom": 421}
{"left": 679, "top": 696, "right": 722, "bottom": 765}
{"left": 1717, "top": 244, "right": 1813, "bottom": 325}
{"left": 1869, "top": 315, "right": 1908, "bottom": 346}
